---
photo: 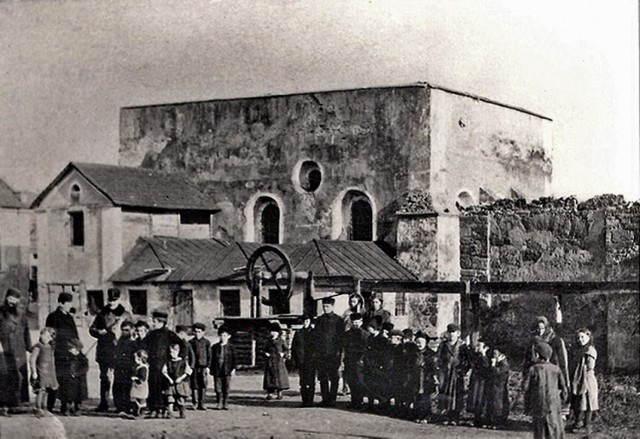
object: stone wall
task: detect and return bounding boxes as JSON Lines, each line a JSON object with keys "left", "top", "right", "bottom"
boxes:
{"left": 460, "top": 195, "right": 640, "bottom": 282}
{"left": 120, "top": 86, "right": 432, "bottom": 247}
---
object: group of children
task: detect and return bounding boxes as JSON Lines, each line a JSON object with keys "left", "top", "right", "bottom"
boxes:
{"left": 29, "top": 327, "right": 89, "bottom": 416}
{"left": 28, "top": 312, "right": 237, "bottom": 420}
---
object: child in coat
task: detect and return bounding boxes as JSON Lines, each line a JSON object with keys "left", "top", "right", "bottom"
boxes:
{"left": 210, "top": 325, "right": 237, "bottom": 410}
{"left": 525, "top": 343, "right": 567, "bottom": 439}
{"left": 162, "top": 343, "right": 190, "bottom": 419}
{"left": 482, "top": 348, "right": 510, "bottom": 429}
{"left": 569, "top": 328, "right": 599, "bottom": 435}
{"left": 61, "top": 338, "right": 89, "bottom": 416}
{"left": 262, "top": 322, "right": 289, "bottom": 400}
{"left": 130, "top": 350, "right": 149, "bottom": 417}
{"left": 29, "top": 327, "right": 58, "bottom": 417}
{"left": 189, "top": 322, "right": 211, "bottom": 410}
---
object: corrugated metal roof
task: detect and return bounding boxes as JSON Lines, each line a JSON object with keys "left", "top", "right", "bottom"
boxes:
{"left": 31, "top": 162, "right": 218, "bottom": 211}
{"left": 0, "top": 178, "right": 24, "bottom": 209}
{"left": 109, "top": 238, "right": 417, "bottom": 283}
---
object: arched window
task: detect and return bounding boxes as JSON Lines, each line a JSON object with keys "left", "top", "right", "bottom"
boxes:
{"left": 70, "top": 184, "right": 81, "bottom": 203}
{"left": 339, "top": 190, "right": 374, "bottom": 241}
{"left": 261, "top": 202, "right": 280, "bottom": 244}
{"left": 350, "top": 199, "right": 373, "bottom": 241}
{"left": 254, "top": 196, "right": 281, "bottom": 244}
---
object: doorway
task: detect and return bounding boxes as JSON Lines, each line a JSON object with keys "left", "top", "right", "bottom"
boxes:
{"left": 173, "top": 289, "right": 193, "bottom": 327}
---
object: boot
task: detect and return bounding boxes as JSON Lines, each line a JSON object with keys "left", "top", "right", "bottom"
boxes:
{"left": 165, "top": 404, "right": 173, "bottom": 419}
{"left": 216, "top": 393, "right": 222, "bottom": 410}
{"left": 197, "top": 389, "right": 206, "bottom": 410}
{"left": 179, "top": 405, "right": 186, "bottom": 419}
{"left": 222, "top": 396, "right": 228, "bottom": 410}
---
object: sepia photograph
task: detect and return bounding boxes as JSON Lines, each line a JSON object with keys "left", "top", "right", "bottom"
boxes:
{"left": 0, "top": 1, "right": 638, "bottom": 438}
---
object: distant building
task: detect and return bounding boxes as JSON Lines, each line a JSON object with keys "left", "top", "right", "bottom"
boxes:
{"left": 30, "top": 162, "right": 218, "bottom": 327}
{"left": 0, "top": 178, "right": 33, "bottom": 318}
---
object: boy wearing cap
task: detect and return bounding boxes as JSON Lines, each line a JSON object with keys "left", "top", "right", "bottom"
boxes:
{"left": 45, "top": 292, "right": 79, "bottom": 413}
{"left": 262, "top": 322, "right": 289, "bottom": 400}
{"left": 144, "top": 310, "right": 182, "bottom": 418}
{"left": 189, "top": 323, "right": 211, "bottom": 410}
{"left": 343, "top": 313, "right": 368, "bottom": 409}
{"left": 313, "top": 297, "right": 345, "bottom": 407}
{"left": 210, "top": 325, "right": 237, "bottom": 410}
{"left": 113, "top": 320, "right": 137, "bottom": 414}
{"left": 524, "top": 343, "right": 567, "bottom": 439}
{"left": 291, "top": 314, "right": 316, "bottom": 407}
{"left": 414, "top": 330, "right": 440, "bottom": 423}
{"left": 437, "top": 323, "right": 469, "bottom": 425}
{"left": 388, "top": 329, "right": 406, "bottom": 414}
{"left": 89, "top": 288, "right": 131, "bottom": 412}
{"left": 363, "top": 318, "right": 389, "bottom": 411}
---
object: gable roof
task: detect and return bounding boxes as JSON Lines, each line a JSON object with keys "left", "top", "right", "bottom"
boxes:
{"left": 31, "top": 162, "right": 218, "bottom": 211}
{"left": 109, "top": 238, "right": 417, "bottom": 284}
{"left": 0, "top": 178, "right": 24, "bottom": 209}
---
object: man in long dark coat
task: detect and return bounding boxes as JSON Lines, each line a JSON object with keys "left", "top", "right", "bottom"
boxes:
{"left": 291, "top": 314, "right": 316, "bottom": 407}
{"left": 143, "top": 310, "right": 181, "bottom": 417}
{"left": 437, "top": 323, "right": 470, "bottom": 425}
{"left": 45, "top": 292, "right": 79, "bottom": 413}
{"left": 343, "top": 313, "right": 368, "bottom": 409}
{"left": 0, "top": 288, "right": 32, "bottom": 410}
{"left": 312, "top": 297, "right": 345, "bottom": 407}
{"left": 89, "top": 288, "right": 130, "bottom": 411}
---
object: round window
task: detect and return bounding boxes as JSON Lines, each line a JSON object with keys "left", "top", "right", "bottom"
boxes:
{"left": 298, "top": 161, "right": 322, "bottom": 192}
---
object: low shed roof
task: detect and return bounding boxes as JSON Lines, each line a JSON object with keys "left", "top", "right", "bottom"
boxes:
{"left": 109, "top": 237, "right": 417, "bottom": 284}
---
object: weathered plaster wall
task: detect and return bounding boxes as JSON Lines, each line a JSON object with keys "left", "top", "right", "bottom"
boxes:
{"left": 396, "top": 214, "right": 438, "bottom": 281}
{"left": 429, "top": 88, "right": 552, "bottom": 212}
{"left": 120, "top": 86, "right": 432, "bottom": 247}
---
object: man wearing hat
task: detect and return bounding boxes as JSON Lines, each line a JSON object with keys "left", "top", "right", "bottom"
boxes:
{"left": 0, "top": 288, "right": 32, "bottom": 410}
{"left": 343, "top": 313, "right": 368, "bottom": 409}
{"left": 312, "top": 297, "right": 345, "bottom": 407}
{"left": 45, "top": 291, "right": 79, "bottom": 413}
{"left": 437, "top": 323, "right": 468, "bottom": 425}
{"left": 143, "top": 310, "right": 182, "bottom": 417}
{"left": 291, "top": 314, "right": 316, "bottom": 407}
{"left": 89, "top": 288, "right": 131, "bottom": 412}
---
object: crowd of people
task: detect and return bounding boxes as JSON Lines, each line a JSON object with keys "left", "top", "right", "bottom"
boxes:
{"left": 0, "top": 287, "right": 600, "bottom": 437}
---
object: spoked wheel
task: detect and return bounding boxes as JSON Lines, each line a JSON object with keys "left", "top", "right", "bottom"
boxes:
{"left": 245, "top": 245, "right": 295, "bottom": 307}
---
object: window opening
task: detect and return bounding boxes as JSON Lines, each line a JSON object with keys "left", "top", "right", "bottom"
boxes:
{"left": 129, "top": 289, "right": 148, "bottom": 315}
{"left": 220, "top": 289, "right": 241, "bottom": 317}
{"left": 69, "top": 211, "right": 84, "bottom": 246}
{"left": 261, "top": 203, "right": 280, "bottom": 244}
{"left": 87, "top": 290, "right": 104, "bottom": 316}
{"left": 268, "top": 288, "right": 290, "bottom": 315}
{"left": 350, "top": 199, "right": 373, "bottom": 241}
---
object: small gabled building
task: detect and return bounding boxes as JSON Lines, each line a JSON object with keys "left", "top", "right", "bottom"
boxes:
{"left": 109, "top": 237, "right": 418, "bottom": 333}
{"left": 31, "top": 162, "right": 218, "bottom": 327}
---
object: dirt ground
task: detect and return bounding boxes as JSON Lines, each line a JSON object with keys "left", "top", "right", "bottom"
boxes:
{"left": 1, "top": 371, "right": 631, "bottom": 439}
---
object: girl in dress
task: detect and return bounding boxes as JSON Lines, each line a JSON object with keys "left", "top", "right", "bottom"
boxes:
{"left": 29, "top": 327, "right": 58, "bottom": 416}
{"left": 130, "top": 350, "right": 149, "bottom": 417}
{"left": 262, "top": 322, "right": 289, "bottom": 400}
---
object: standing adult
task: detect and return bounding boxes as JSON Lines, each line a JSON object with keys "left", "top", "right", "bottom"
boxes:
{"left": 313, "top": 297, "right": 345, "bottom": 407}
{"left": 527, "top": 316, "right": 570, "bottom": 417}
{"left": 437, "top": 323, "right": 469, "bottom": 425}
{"left": 363, "top": 294, "right": 391, "bottom": 329}
{"left": 89, "top": 288, "right": 130, "bottom": 412}
{"left": 143, "top": 310, "right": 181, "bottom": 417}
{"left": 45, "top": 292, "right": 79, "bottom": 413}
{"left": 0, "top": 288, "right": 32, "bottom": 412}
{"left": 343, "top": 313, "right": 369, "bottom": 409}
{"left": 291, "top": 314, "right": 316, "bottom": 407}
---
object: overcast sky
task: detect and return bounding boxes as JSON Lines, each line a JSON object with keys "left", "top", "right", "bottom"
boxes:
{"left": 0, "top": 0, "right": 638, "bottom": 200}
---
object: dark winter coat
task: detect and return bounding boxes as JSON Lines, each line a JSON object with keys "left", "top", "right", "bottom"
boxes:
{"left": 437, "top": 339, "right": 469, "bottom": 413}
{"left": 189, "top": 336, "right": 211, "bottom": 368}
{"left": 89, "top": 304, "right": 130, "bottom": 367}
{"left": 45, "top": 307, "right": 78, "bottom": 363}
{"left": 60, "top": 352, "right": 89, "bottom": 403}
{"left": 262, "top": 337, "right": 289, "bottom": 392}
{"left": 312, "top": 312, "right": 345, "bottom": 359}
{"left": 0, "top": 303, "right": 31, "bottom": 404}
{"left": 143, "top": 326, "right": 182, "bottom": 410}
{"left": 291, "top": 326, "right": 315, "bottom": 370}
{"left": 482, "top": 356, "right": 510, "bottom": 425}
{"left": 525, "top": 362, "right": 567, "bottom": 439}
{"left": 210, "top": 342, "right": 237, "bottom": 377}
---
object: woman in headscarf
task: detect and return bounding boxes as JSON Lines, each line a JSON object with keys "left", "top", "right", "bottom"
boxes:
{"left": 526, "top": 316, "right": 570, "bottom": 418}
{"left": 568, "top": 328, "right": 598, "bottom": 435}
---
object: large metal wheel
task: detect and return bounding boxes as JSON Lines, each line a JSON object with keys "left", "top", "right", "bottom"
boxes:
{"left": 245, "top": 245, "right": 295, "bottom": 307}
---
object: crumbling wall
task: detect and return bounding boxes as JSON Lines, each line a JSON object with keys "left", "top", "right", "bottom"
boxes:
{"left": 119, "top": 86, "right": 432, "bottom": 247}
{"left": 460, "top": 195, "right": 639, "bottom": 282}
{"left": 460, "top": 214, "right": 489, "bottom": 281}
